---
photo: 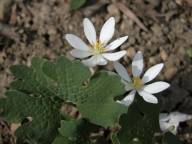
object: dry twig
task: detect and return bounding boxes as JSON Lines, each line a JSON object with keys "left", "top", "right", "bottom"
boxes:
{"left": 82, "top": 1, "right": 109, "bottom": 17}
{"left": 115, "top": 2, "right": 148, "bottom": 32}
{"left": 0, "top": 23, "right": 19, "bottom": 42}
{"left": 135, "top": 0, "right": 163, "bottom": 22}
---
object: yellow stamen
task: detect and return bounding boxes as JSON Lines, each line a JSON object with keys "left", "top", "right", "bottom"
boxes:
{"left": 132, "top": 77, "right": 143, "bottom": 89}
{"left": 91, "top": 40, "right": 105, "bottom": 54}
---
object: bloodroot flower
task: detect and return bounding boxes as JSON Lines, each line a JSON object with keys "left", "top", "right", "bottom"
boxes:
{"left": 159, "top": 112, "right": 192, "bottom": 135}
{"left": 114, "top": 51, "right": 170, "bottom": 105}
{"left": 65, "top": 17, "right": 128, "bottom": 67}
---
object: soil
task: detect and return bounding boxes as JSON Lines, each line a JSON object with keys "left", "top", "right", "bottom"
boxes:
{"left": 0, "top": 0, "right": 192, "bottom": 143}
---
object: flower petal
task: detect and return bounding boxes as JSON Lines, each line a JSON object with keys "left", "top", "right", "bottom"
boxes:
{"left": 142, "top": 63, "right": 164, "bottom": 84}
{"left": 96, "top": 56, "right": 107, "bottom": 65}
{"left": 159, "top": 113, "right": 170, "bottom": 122}
{"left": 124, "top": 83, "right": 134, "bottom": 91}
{"left": 121, "top": 80, "right": 133, "bottom": 91}
{"left": 132, "top": 51, "right": 144, "bottom": 77}
{"left": 65, "top": 34, "right": 90, "bottom": 51}
{"left": 138, "top": 90, "right": 158, "bottom": 104}
{"left": 159, "top": 113, "right": 177, "bottom": 134}
{"left": 83, "top": 18, "right": 97, "bottom": 44}
{"left": 117, "top": 90, "right": 136, "bottom": 106}
{"left": 170, "top": 112, "right": 192, "bottom": 122}
{"left": 82, "top": 55, "right": 107, "bottom": 67}
{"left": 99, "top": 17, "right": 115, "bottom": 45}
{"left": 143, "top": 81, "right": 170, "bottom": 94}
{"left": 105, "top": 36, "right": 128, "bottom": 51}
{"left": 159, "top": 112, "right": 192, "bottom": 135}
{"left": 102, "top": 51, "right": 126, "bottom": 61}
{"left": 70, "top": 49, "right": 92, "bottom": 58}
{"left": 114, "top": 62, "right": 131, "bottom": 82}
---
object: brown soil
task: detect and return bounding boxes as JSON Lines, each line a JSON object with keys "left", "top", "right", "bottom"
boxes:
{"left": 0, "top": 0, "right": 192, "bottom": 143}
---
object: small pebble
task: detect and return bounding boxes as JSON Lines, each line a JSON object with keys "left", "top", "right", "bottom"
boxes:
{"left": 160, "top": 49, "right": 168, "bottom": 61}
{"left": 127, "top": 47, "right": 136, "bottom": 59}
{"left": 164, "top": 67, "right": 177, "bottom": 80}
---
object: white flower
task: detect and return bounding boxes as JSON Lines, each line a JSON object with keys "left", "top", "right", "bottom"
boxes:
{"left": 159, "top": 112, "right": 192, "bottom": 135}
{"left": 114, "top": 51, "right": 170, "bottom": 105}
{"left": 65, "top": 17, "right": 128, "bottom": 67}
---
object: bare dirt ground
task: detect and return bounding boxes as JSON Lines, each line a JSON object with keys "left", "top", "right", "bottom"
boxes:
{"left": 0, "top": 0, "right": 192, "bottom": 143}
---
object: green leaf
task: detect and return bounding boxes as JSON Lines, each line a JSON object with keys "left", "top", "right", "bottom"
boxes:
{"left": 57, "top": 119, "right": 97, "bottom": 144}
{"left": 118, "top": 96, "right": 160, "bottom": 144}
{"left": 10, "top": 57, "right": 58, "bottom": 98}
{"left": 0, "top": 90, "right": 61, "bottom": 144}
{"left": 0, "top": 57, "right": 63, "bottom": 143}
{"left": 111, "top": 133, "right": 120, "bottom": 144}
{"left": 163, "top": 132, "right": 183, "bottom": 144}
{"left": 43, "top": 56, "right": 127, "bottom": 127}
{"left": 187, "top": 48, "right": 192, "bottom": 58}
{"left": 10, "top": 64, "right": 33, "bottom": 79}
{"left": 0, "top": 56, "right": 126, "bottom": 143}
{"left": 52, "top": 135, "right": 74, "bottom": 144}
{"left": 70, "top": 0, "right": 86, "bottom": 10}
{"left": 77, "top": 72, "right": 127, "bottom": 127}
{"left": 52, "top": 135, "right": 92, "bottom": 144}
{"left": 59, "top": 120, "right": 81, "bottom": 140}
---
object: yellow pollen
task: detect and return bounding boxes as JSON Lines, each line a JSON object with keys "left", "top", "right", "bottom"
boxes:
{"left": 132, "top": 77, "right": 143, "bottom": 89}
{"left": 91, "top": 41, "right": 105, "bottom": 54}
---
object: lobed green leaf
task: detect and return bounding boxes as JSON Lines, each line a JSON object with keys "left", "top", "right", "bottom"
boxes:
{"left": 0, "top": 90, "right": 61, "bottom": 144}
{"left": 118, "top": 96, "right": 161, "bottom": 144}
{"left": 0, "top": 56, "right": 127, "bottom": 143}
{"left": 43, "top": 56, "right": 127, "bottom": 127}
{"left": 70, "top": 0, "right": 86, "bottom": 10}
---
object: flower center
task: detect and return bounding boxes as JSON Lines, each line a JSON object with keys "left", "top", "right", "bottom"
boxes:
{"left": 132, "top": 77, "right": 143, "bottom": 89}
{"left": 91, "top": 41, "right": 105, "bottom": 54}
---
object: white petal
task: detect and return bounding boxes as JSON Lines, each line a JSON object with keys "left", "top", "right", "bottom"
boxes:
{"left": 169, "top": 112, "right": 192, "bottom": 122}
{"left": 105, "top": 36, "right": 128, "bottom": 51}
{"left": 132, "top": 51, "right": 144, "bottom": 77}
{"left": 143, "top": 81, "right": 170, "bottom": 94}
{"left": 125, "top": 83, "right": 134, "bottom": 91}
{"left": 118, "top": 90, "right": 136, "bottom": 106}
{"left": 83, "top": 18, "right": 97, "bottom": 44}
{"left": 70, "top": 49, "right": 92, "bottom": 58}
{"left": 138, "top": 90, "right": 158, "bottom": 104}
{"left": 102, "top": 51, "right": 126, "bottom": 61}
{"left": 142, "top": 63, "right": 164, "bottom": 84}
{"left": 121, "top": 80, "right": 133, "bottom": 91}
{"left": 159, "top": 113, "right": 170, "bottom": 122}
{"left": 159, "top": 114, "right": 177, "bottom": 134}
{"left": 65, "top": 34, "right": 90, "bottom": 51}
{"left": 96, "top": 56, "right": 108, "bottom": 65}
{"left": 114, "top": 62, "right": 131, "bottom": 82}
{"left": 99, "top": 17, "right": 115, "bottom": 45}
{"left": 159, "top": 112, "right": 192, "bottom": 135}
{"left": 82, "top": 55, "right": 107, "bottom": 67}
